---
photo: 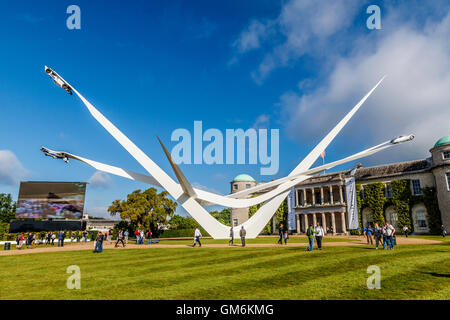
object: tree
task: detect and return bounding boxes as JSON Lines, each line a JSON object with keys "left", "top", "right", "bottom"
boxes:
{"left": 210, "top": 208, "right": 231, "bottom": 226}
{"left": 168, "top": 214, "right": 199, "bottom": 229}
{"left": 108, "top": 188, "right": 177, "bottom": 235}
{"left": 0, "top": 193, "right": 16, "bottom": 223}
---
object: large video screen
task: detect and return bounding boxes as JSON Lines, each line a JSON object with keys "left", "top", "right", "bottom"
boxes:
{"left": 15, "top": 182, "right": 86, "bottom": 219}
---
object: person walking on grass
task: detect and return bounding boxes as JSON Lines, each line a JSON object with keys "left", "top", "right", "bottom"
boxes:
{"left": 441, "top": 225, "right": 447, "bottom": 238}
{"left": 278, "top": 223, "right": 284, "bottom": 244}
{"left": 229, "top": 226, "right": 234, "bottom": 246}
{"left": 193, "top": 227, "right": 202, "bottom": 247}
{"left": 46, "top": 232, "right": 51, "bottom": 245}
{"left": 384, "top": 222, "right": 395, "bottom": 250}
{"left": 147, "top": 229, "right": 152, "bottom": 244}
{"left": 373, "top": 223, "right": 382, "bottom": 250}
{"left": 240, "top": 226, "right": 246, "bottom": 247}
{"left": 82, "top": 230, "right": 88, "bottom": 243}
{"left": 314, "top": 223, "right": 324, "bottom": 250}
{"left": 124, "top": 230, "right": 129, "bottom": 245}
{"left": 17, "top": 234, "right": 24, "bottom": 249}
{"left": 284, "top": 230, "right": 289, "bottom": 245}
{"left": 51, "top": 232, "right": 56, "bottom": 245}
{"left": 94, "top": 232, "right": 104, "bottom": 253}
{"left": 115, "top": 230, "right": 126, "bottom": 247}
{"left": 306, "top": 224, "right": 316, "bottom": 251}
{"left": 403, "top": 225, "right": 409, "bottom": 237}
{"left": 26, "top": 233, "right": 33, "bottom": 249}
{"left": 58, "top": 231, "right": 65, "bottom": 247}
{"left": 365, "top": 225, "right": 374, "bottom": 245}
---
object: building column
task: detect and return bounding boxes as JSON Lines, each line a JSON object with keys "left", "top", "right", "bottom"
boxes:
{"left": 303, "top": 189, "right": 307, "bottom": 206}
{"left": 340, "top": 211, "right": 347, "bottom": 234}
{"left": 304, "top": 214, "right": 309, "bottom": 232}
{"left": 296, "top": 214, "right": 301, "bottom": 234}
{"left": 320, "top": 187, "right": 324, "bottom": 205}
{"left": 331, "top": 212, "right": 336, "bottom": 235}
{"left": 321, "top": 213, "right": 327, "bottom": 230}
{"left": 312, "top": 213, "right": 317, "bottom": 226}
{"left": 311, "top": 188, "right": 316, "bottom": 205}
{"left": 329, "top": 186, "right": 334, "bottom": 204}
{"left": 295, "top": 190, "right": 299, "bottom": 207}
{"left": 339, "top": 185, "right": 344, "bottom": 204}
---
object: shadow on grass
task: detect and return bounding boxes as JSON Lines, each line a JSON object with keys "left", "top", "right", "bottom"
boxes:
{"left": 421, "top": 272, "right": 450, "bottom": 278}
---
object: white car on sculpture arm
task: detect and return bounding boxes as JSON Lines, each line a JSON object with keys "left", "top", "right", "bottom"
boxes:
{"left": 45, "top": 66, "right": 73, "bottom": 95}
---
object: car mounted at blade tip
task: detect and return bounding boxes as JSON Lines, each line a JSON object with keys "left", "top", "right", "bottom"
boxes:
{"left": 40, "top": 147, "right": 69, "bottom": 163}
{"left": 390, "top": 134, "right": 415, "bottom": 144}
{"left": 44, "top": 66, "right": 73, "bottom": 95}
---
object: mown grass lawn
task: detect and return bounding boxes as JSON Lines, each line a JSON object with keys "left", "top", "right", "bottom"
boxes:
{"left": 1, "top": 239, "right": 449, "bottom": 300}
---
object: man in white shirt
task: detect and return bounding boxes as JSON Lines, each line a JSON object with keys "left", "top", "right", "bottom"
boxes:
{"left": 385, "top": 222, "right": 395, "bottom": 249}
{"left": 314, "top": 223, "right": 325, "bottom": 250}
{"left": 193, "top": 227, "right": 202, "bottom": 247}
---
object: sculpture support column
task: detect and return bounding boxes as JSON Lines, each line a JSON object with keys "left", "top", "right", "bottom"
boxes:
{"left": 331, "top": 212, "right": 336, "bottom": 235}
{"left": 341, "top": 211, "right": 347, "bottom": 234}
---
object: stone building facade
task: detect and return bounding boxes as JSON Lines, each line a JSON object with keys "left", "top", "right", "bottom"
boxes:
{"left": 232, "top": 135, "right": 450, "bottom": 235}
{"left": 292, "top": 135, "right": 450, "bottom": 234}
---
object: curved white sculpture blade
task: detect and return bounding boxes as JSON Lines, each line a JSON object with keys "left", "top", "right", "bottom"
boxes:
{"left": 45, "top": 68, "right": 385, "bottom": 238}
{"left": 58, "top": 139, "right": 395, "bottom": 208}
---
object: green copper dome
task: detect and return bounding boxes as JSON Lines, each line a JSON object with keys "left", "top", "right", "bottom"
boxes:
{"left": 232, "top": 174, "right": 256, "bottom": 182}
{"left": 434, "top": 135, "right": 450, "bottom": 147}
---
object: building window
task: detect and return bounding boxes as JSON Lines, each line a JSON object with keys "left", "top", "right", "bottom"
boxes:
{"left": 386, "top": 183, "right": 393, "bottom": 198}
{"left": 443, "top": 151, "right": 450, "bottom": 159}
{"left": 447, "top": 172, "right": 450, "bottom": 190}
{"left": 233, "top": 184, "right": 238, "bottom": 190}
{"left": 415, "top": 210, "right": 427, "bottom": 229}
{"left": 412, "top": 179, "right": 422, "bottom": 195}
{"left": 245, "top": 184, "right": 251, "bottom": 189}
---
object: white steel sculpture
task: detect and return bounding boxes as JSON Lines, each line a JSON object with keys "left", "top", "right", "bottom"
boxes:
{"left": 42, "top": 67, "right": 414, "bottom": 238}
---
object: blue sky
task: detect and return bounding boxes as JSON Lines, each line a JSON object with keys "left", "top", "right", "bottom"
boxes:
{"left": 0, "top": 0, "right": 449, "bottom": 218}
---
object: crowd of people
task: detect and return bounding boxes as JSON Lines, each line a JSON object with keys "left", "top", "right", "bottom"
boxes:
{"left": 14, "top": 230, "right": 92, "bottom": 249}
{"left": 363, "top": 222, "right": 397, "bottom": 250}
{"left": 10, "top": 223, "right": 449, "bottom": 252}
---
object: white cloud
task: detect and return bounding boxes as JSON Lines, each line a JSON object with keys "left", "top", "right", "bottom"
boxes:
{"left": 232, "top": 0, "right": 361, "bottom": 82}
{"left": 88, "top": 171, "right": 112, "bottom": 189}
{"left": 0, "top": 150, "right": 27, "bottom": 186}
{"left": 252, "top": 114, "right": 270, "bottom": 129}
{"left": 277, "top": 12, "right": 450, "bottom": 163}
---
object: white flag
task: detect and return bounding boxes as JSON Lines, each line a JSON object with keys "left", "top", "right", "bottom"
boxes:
{"left": 345, "top": 177, "right": 359, "bottom": 229}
